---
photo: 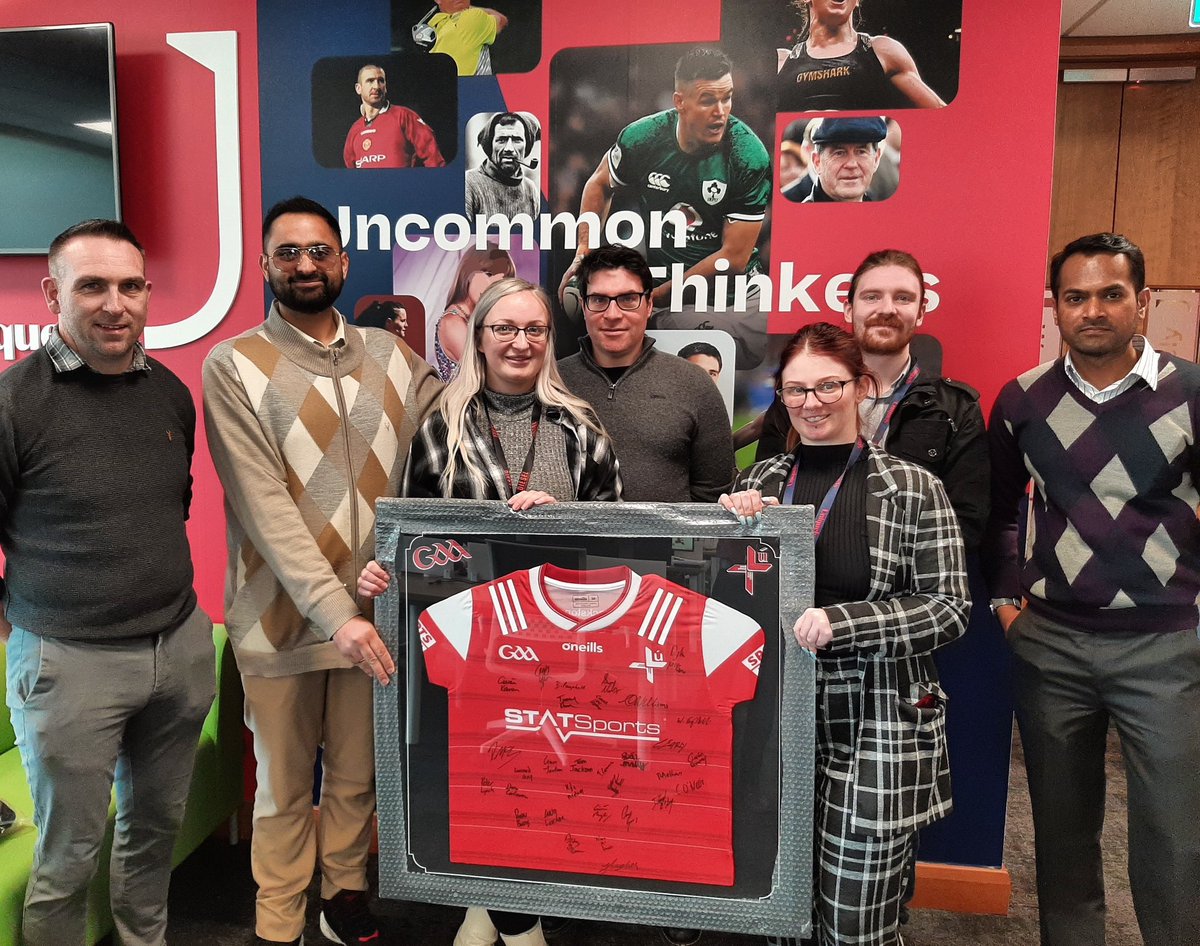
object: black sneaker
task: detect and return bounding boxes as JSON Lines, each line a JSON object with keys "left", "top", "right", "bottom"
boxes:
{"left": 660, "top": 929, "right": 702, "bottom": 946}
{"left": 319, "top": 889, "right": 381, "bottom": 945}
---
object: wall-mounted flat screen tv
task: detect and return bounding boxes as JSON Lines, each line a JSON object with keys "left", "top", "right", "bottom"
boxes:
{"left": 0, "top": 23, "right": 121, "bottom": 255}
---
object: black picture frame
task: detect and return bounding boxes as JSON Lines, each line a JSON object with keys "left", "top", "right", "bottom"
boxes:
{"left": 373, "top": 499, "right": 816, "bottom": 937}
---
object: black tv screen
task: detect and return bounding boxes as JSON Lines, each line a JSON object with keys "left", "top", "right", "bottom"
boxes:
{"left": 0, "top": 23, "right": 121, "bottom": 255}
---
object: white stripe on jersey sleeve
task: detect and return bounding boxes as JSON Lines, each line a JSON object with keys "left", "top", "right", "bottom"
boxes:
{"left": 657, "top": 594, "right": 684, "bottom": 646}
{"left": 421, "top": 588, "right": 475, "bottom": 660}
{"left": 701, "top": 598, "right": 763, "bottom": 676}
{"left": 607, "top": 147, "right": 626, "bottom": 186}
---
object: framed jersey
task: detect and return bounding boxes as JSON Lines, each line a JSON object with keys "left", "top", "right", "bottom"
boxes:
{"left": 372, "top": 499, "right": 817, "bottom": 938}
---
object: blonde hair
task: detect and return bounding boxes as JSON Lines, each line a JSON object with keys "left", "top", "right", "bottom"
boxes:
{"left": 438, "top": 278, "right": 605, "bottom": 495}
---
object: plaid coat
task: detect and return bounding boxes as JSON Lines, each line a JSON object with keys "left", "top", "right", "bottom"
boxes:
{"left": 734, "top": 444, "right": 969, "bottom": 834}
{"left": 403, "top": 397, "right": 622, "bottom": 501}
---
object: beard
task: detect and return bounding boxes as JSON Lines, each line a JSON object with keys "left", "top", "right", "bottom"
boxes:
{"left": 269, "top": 269, "right": 343, "bottom": 314}
{"left": 858, "top": 319, "right": 912, "bottom": 355}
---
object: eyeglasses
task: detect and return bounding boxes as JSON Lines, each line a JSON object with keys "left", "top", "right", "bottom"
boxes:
{"left": 583, "top": 292, "right": 648, "bottom": 313}
{"left": 268, "top": 245, "right": 340, "bottom": 267}
{"left": 777, "top": 378, "right": 858, "bottom": 405}
{"left": 483, "top": 323, "right": 550, "bottom": 342}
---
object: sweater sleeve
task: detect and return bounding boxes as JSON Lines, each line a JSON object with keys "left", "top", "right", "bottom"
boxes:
{"left": 202, "top": 348, "right": 360, "bottom": 640}
{"left": 981, "top": 387, "right": 1029, "bottom": 601}
{"left": 823, "top": 467, "right": 970, "bottom": 658}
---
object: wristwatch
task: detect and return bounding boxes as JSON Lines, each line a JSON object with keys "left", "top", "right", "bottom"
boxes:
{"left": 989, "top": 597, "right": 1020, "bottom": 616}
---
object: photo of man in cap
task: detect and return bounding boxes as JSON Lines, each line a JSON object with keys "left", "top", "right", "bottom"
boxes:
{"left": 802, "top": 116, "right": 888, "bottom": 203}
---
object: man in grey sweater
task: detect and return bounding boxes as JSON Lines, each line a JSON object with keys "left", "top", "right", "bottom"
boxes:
{"left": 0, "top": 219, "right": 214, "bottom": 946}
{"left": 558, "top": 245, "right": 734, "bottom": 505}
{"left": 557, "top": 244, "right": 732, "bottom": 945}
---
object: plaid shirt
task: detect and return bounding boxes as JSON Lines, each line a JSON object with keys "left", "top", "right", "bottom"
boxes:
{"left": 735, "top": 443, "right": 969, "bottom": 833}
{"left": 45, "top": 326, "right": 150, "bottom": 374}
{"left": 403, "top": 396, "right": 622, "bottom": 501}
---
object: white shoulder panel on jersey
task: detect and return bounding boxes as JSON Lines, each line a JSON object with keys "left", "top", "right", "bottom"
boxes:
{"left": 421, "top": 588, "right": 475, "bottom": 660}
{"left": 701, "top": 598, "right": 762, "bottom": 676}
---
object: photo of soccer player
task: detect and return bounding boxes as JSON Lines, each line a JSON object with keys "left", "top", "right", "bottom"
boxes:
{"left": 464, "top": 111, "right": 542, "bottom": 219}
{"left": 392, "top": 0, "right": 542, "bottom": 76}
{"left": 551, "top": 45, "right": 772, "bottom": 371}
{"left": 310, "top": 53, "right": 458, "bottom": 169}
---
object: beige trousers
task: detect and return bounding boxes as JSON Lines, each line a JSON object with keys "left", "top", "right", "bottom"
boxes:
{"left": 243, "top": 668, "right": 375, "bottom": 941}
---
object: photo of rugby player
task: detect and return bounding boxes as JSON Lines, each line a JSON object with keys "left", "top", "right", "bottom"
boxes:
{"left": 551, "top": 44, "right": 772, "bottom": 371}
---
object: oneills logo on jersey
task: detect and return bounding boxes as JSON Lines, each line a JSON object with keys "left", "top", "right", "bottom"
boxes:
{"left": 742, "top": 644, "right": 764, "bottom": 676}
{"left": 702, "top": 178, "right": 727, "bottom": 205}
{"left": 629, "top": 645, "right": 669, "bottom": 683}
{"left": 726, "top": 544, "right": 775, "bottom": 595}
{"left": 418, "top": 624, "right": 437, "bottom": 651}
{"left": 503, "top": 708, "right": 661, "bottom": 743}
{"left": 410, "top": 540, "right": 472, "bottom": 570}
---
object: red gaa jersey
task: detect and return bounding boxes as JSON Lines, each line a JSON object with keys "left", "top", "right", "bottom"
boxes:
{"left": 417, "top": 564, "right": 765, "bottom": 885}
{"left": 343, "top": 104, "right": 446, "bottom": 169}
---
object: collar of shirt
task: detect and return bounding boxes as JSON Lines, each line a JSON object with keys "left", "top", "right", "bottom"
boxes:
{"left": 1064, "top": 335, "right": 1158, "bottom": 403}
{"left": 276, "top": 309, "right": 347, "bottom": 350}
{"left": 45, "top": 326, "right": 151, "bottom": 374}
{"left": 864, "top": 354, "right": 914, "bottom": 402}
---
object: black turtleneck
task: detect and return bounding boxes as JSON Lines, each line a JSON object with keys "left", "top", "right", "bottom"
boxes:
{"left": 788, "top": 442, "right": 871, "bottom": 607}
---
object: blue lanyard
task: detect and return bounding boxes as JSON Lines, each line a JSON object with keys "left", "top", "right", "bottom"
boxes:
{"left": 780, "top": 437, "right": 866, "bottom": 540}
{"left": 869, "top": 362, "right": 921, "bottom": 446}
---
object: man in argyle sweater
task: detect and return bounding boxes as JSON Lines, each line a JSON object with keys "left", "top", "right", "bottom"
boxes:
{"left": 983, "top": 233, "right": 1200, "bottom": 946}
{"left": 203, "top": 196, "right": 440, "bottom": 946}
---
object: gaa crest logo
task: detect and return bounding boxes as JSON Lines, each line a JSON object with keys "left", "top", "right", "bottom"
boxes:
{"left": 410, "top": 539, "right": 472, "bottom": 570}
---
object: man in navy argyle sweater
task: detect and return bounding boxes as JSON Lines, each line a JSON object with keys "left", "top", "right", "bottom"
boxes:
{"left": 984, "top": 233, "right": 1200, "bottom": 946}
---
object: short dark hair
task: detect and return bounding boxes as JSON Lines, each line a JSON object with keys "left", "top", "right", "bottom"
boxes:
{"left": 479, "top": 112, "right": 539, "bottom": 156}
{"left": 848, "top": 249, "right": 926, "bottom": 305}
{"left": 575, "top": 245, "right": 654, "bottom": 296}
{"left": 1050, "top": 232, "right": 1146, "bottom": 297}
{"left": 356, "top": 63, "right": 384, "bottom": 85}
{"left": 677, "top": 341, "right": 722, "bottom": 368}
{"left": 48, "top": 219, "right": 144, "bottom": 274}
{"left": 262, "top": 196, "right": 343, "bottom": 250}
{"left": 674, "top": 47, "right": 733, "bottom": 87}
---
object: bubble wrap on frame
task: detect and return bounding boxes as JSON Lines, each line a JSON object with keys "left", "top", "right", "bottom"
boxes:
{"left": 372, "top": 499, "right": 816, "bottom": 937}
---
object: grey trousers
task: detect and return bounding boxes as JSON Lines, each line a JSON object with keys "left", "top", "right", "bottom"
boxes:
{"left": 1008, "top": 608, "right": 1200, "bottom": 946}
{"left": 5, "top": 607, "right": 215, "bottom": 946}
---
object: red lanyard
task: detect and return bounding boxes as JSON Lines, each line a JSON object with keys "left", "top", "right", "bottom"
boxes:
{"left": 484, "top": 400, "right": 541, "bottom": 498}
{"left": 781, "top": 437, "right": 866, "bottom": 540}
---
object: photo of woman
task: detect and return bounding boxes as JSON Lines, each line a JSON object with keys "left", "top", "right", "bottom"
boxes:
{"left": 433, "top": 245, "right": 517, "bottom": 382}
{"left": 776, "top": 0, "right": 953, "bottom": 111}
